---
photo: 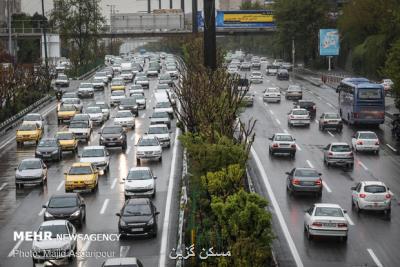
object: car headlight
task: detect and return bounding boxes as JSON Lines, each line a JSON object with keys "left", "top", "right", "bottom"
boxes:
{"left": 35, "top": 150, "right": 42, "bottom": 155}
{"left": 145, "top": 184, "right": 153, "bottom": 189}
{"left": 44, "top": 211, "right": 53, "bottom": 218}
{"left": 118, "top": 136, "right": 124, "bottom": 140}
{"left": 71, "top": 210, "right": 80, "bottom": 217}
{"left": 51, "top": 150, "right": 59, "bottom": 154}
{"left": 100, "top": 136, "right": 105, "bottom": 140}
{"left": 120, "top": 219, "right": 127, "bottom": 227}
{"left": 147, "top": 218, "right": 154, "bottom": 225}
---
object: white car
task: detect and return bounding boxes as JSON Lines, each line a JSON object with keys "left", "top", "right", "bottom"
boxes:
{"left": 134, "top": 76, "right": 150, "bottom": 89}
{"left": 129, "top": 85, "right": 144, "bottom": 96}
{"left": 94, "top": 71, "right": 108, "bottom": 84}
{"left": 95, "top": 101, "right": 111, "bottom": 121}
{"left": 150, "top": 111, "right": 171, "bottom": 129}
{"left": 55, "top": 74, "right": 70, "bottom": 87}
{"left": 351, "top": 181, "right": 392, "bottom": 216}
{"left": 288, "top": 108, "right": 310, "bottom": 127}
{"left": 154, "top": 102, "right": 174, "bottom": 118}
{"left": 71, "top": 114, "right": 93, "bottom": 129}
{"left": 61, "top": 98, "right": 83, "bottom": 112}
{"left": 166, "top": 66, "right": 179, "bottom": 79}
{"left": 227, "top": 65, "right": 239, "bottom": 74}
{"left": 32, "top": 220, "right": 77, "bottom": 263}
{"left": 123, "top": 167, "right": 157, "bottom": 199}
{"left": 92, "top": 78, "right": 105, "bottom": 90}
{"left": 68, "top": 121, "right": 91, "bottom": 142}
{"left": 86, "top": 106, "right": 104, "bottom": 124}
{"left": 130, "top": 93, "right": 146, "bottom": 109}
{"left": 79, "top": 146, "right": 110, "bottom": 173}
{"left": 147, "top": 124, "right": 171, "bottom": 148}
{"left": 304, "top": 203, "right": 348, "bottom": 241}
{"left": 351, "top": 131, "right": 379, "bottom": 154}
{"left": 77, "top": 83, "right": 94, "bottom": 98}
{"left": 250, "top": 71, "right": 263, "bottom": 84}
{"left": 263, "top": 87, "right": 281, "bottom": 103}
{"left": 268, "top": 133, "right": 296, "bottom": 157}
{"left": 120, "top": 69, "right": 134, "bottom": 82}
{"left": 110, "top": 91, "right": 126, "bottom": 106}
{"left": 136, "top": 135, "right": 162, "bottom": 165}
{"left": 114, "top": 110, "right": 135, "bottom": 129}
{"left": 23, "top": 113, "right": 45, "bottom": 130}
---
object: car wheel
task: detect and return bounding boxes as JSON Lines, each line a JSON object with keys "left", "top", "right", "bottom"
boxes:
{"left": 306, "top": 227, "right": 313, "bottom": 240}
{"left": 355, "top": 202, "right": 361, "bottom": 214}
{"left": 291, "top": 152, "right": 296, "bottom": 159}
{"left": 74, "top": 147, "right": 78, "bottom": 154}
{"left": 159, "top": 157, "right": 162, "bottom": 162}
{"left": 351, "top": 197, "right": 355, "bottom": 207}
{"left": 122, "top": 143, "right": 127, "bottom": 150}
{"left": 136, "top": 158, "right": 140, "bottom": 165}
{"left": 316, "top": 191, "right": 322, "bottom": 198}
{"left": 319, "top": 125, "right": 324, "bottom": 131}
{"left": 375, "top": 150, "right": 379, "bottom": 155}
{"left": 385, "top": 208, "right": 391, "bottom": 219}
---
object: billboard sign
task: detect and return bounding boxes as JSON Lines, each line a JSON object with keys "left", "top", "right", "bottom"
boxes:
{"left": 216, "top": 10, "right": 274, "bottom": 28}
{"left": 319, "top": 29, "right": 339, "bottom": 56}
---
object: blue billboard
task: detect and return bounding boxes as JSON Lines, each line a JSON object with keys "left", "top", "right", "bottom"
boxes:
{"left": 319, "top": 29, "right": 339, "bottom": 56}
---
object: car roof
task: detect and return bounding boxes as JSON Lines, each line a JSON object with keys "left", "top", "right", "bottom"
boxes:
{"left": 50, "top": 193, "right": 79, "bottom": 199}
{"left": 21, "top": 158, "right": 42, "bottom": 163}
{"left": 361, "top": 181, "right": 386, "bottom": 186}
{"left": 71, "top": 162, "right": 92, "bottom": 167}
{"left": 291, "top": 108, "right": 307, "bottom": 112}
{"left": 314, "top": 203, "right": 342, "bottom": 208}
{"left": 149, "top": 124, "right": 168, "bottom": 128}
{"left": 294, "top": 167, "right": 316, "bottom": 171}
{"left": 40, "top": 220, "right": 68, "bottom": 226}
{"left": 330, "top": 142, "right": 349, "bottom": 146}
{"left": 356, "top": 131, "right": 376, "bottom": 134}
{"left": 129, "top": 167, "right": 151, "bottom": 171}
{"left": 82, "top": 145, "right": 106, "bottom": 150}
{"left": 141, "top": 135, "right": 158, "bottom": 140}
{"left": 274, "top": 133, "right": 292, "bottom": 136}
{"left": 103, "top": 257, "right": 140, "bottom": 265}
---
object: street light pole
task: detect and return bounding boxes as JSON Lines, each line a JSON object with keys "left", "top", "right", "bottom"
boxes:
{"left": 203, "top": 0, "right": 216, "bottom": 70}
{"left": 41, "top": 0, "right": 48, "bottom": 72}
{"left": 192, "top": 0, "right": 198, "bottom": 33}
{"left": 148, "top": 0, "right": 151, "bottom": 13}
{"left": 292, "top": 38, "right": 295, "bottom": 70}
{"left": 7, "top": 0, "right": 12, "bottom": 57}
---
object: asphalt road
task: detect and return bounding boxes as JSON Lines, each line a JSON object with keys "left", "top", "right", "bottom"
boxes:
{"left": 241, "top": 64, "right": 400, "bottom": 267}
{"left": 0, "top": 61, "right": 181, "bottom": 267}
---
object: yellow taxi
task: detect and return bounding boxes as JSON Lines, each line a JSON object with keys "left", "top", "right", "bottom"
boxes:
{"left": 56, "top": 131, "right": 78, "bottom": 153}
{"left": 57, "top": 104, "right": 78, "bottom": 123}
{"left": 16, "top": 122, "right": 42, "bottom": 146}
{"left": 110, "top": 80, "right": 126, "bottom": 91}
{"left": 64, "top": 162, "right": 98, "bottom": 192}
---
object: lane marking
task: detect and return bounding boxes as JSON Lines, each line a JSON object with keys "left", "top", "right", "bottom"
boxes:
{"left": 8, "top": 239, "right": 23, "bottom": 257}
{"left": 386, "top": 143, "right": 397, "bottom": 152}
{"left": 140, "top": 113, "right": 145, "bottom": 118}
{"left": 315, "top": 119, "right": 319, "bottom": 124}
{"left": 120, "top": 245, "right": 130, "bottom": 257}
{"left": 100, "top": 198, "right": 109, "bottom": 215}
{"left": 130, "top": 134, "right": 135, "bottom": 141}
{"left": 296, "top": 144, "right": 302, "bottom": 151}
{"left": 38, "top": 208, "right": 46, "bottom": 216}
{"left": 111, "top": 178, "right": 117, "bottom": 189}
{"left": 82, "top": 240, "right": 92, "bottom": 251}
{"left": 327, "top": 131, "right": 334, "bottom": 137}
{"left": 126, "top": 146, "right": 131, "bottom": 154}
{"left": 250, "top": 148, "right": 304, "bottom": 267}
{"left": 56, "top": 180, "right": 65, "bottom": 191}
{"left": 322, "top": 181, "right": 332, "bottom": 193}
{"left": 0, "top": 182, "right": 8, "bottom": 191}
{"left": 269, "top": 109, "right": 275, "bottom": 115}
{"left": 367, "top": 248, "right": 383, "bottom": 267}
{"left": 283, "top": 129, "right": 288, "bottom": 134}
{"left": 275, "top": 118, "right": 281, "bottom": 125}
{"left": 158, "top": 126, "right": 181, "bottom": 267}
{"left": 327, "top": 102, "right": 334, "bottom": 108}
{"left": 344, "top": 214, "right": 355, "bottom": 226}
{"left": 317, "top": 96, "right": 322, "bottom": 100}
{"left": 358, "top": 160, "right": 368, "bottom": 171}
{"left": 306, "top": 160, "right": 314, "bottom": 168}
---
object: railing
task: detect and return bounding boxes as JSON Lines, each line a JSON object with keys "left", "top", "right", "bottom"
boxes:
{"left": 0, "top": 27, "right": 55, "bottom": 34}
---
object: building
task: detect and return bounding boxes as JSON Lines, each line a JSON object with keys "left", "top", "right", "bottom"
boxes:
{"left": 0, "top": 0, "right": 21, "bottom": 25}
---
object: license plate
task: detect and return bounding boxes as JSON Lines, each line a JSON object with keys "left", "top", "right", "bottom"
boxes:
{"left": 323, "top": 223, "right": 336, "bottom": 227}
{"left": 43, "top": 154, "right": 51, "bottom": 158}
{"left": 108, "top": 142, "right": 115, "bottom": 145}
{"left": 74, "top": 189, "right": 86, "bottom": 193}
{"left": 131, "top": 228, "right": 143, "bottom": 232}
{"left": 302, "top": 182, "right": 314, "bottom": 186}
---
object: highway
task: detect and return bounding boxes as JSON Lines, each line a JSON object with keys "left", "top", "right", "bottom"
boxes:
{"left": 242, "top": 63, "right": 400, "bottom": 267}
{"left": 0, "top": 61, "right": 181, "bottom": 267}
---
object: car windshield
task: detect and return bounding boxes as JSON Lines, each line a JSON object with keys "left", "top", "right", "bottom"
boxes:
{"left": 131, "top": 94, "right": 144, "bottom": 99}
{"left": 112, "top": 81, "right": 123, "bottom": 86}
{"left": 120, "top": 98, "right": 136, "bottom": 105}
{"left": 167, "top": 66, "right": 176, "bottom": 71}
{"left": 267, "top": 88, "right": 279, "bottom": 93}
{"left": 82, "top": 148, "right": 105, "bottom": 157}
{"left": 364, "top": 185, "right": 386, "bottom": 193}
{"left": 252, "top": 72, "right": 261, "bottom": 76}
{"left": 131, "top": 85, "right": 142, "bottom": 90}
{"left": 24, "top": 114, "right": 41, "bottom": 121}
{"left": 38, "top": 225, "right": 69, "bottom": 238}
{"left": 93, "top": 79, "right": 103, "bottom": 83}
{"left": 63, "top": 93, "right": 76, "bottom": 98}
{"left": 331, "top": 145, "right": 351, "bottom": 152}
{"left": 275, "top": 135, "right": 293, "bottom": 141}
{"left": 288, "top": 86, "right": 301, "bottom": 91}
{"left": 121, "top": 70, "right": 131, "bottom": 74}
{"left": 116, "top": 111, "right": 133, "bottom": 118}
{"left": 292, "top": 110, "right": 308, "bottom": 115}
{"left": 102, "top": 127, "right": 122, "bottom": 134}
{"left": 358, "top": 88, "right": 382, "bottom": 99}
{"left": 358, "top": 132, "right": 377, "bottom": 139}
{"left": 69, "top": 166, "right": 92, "bottom": 175}
{"left": 57, "top": 133, "right": 73, "bottom": 140}
{"left": 295, "top": 169, "right": 319, "bottom": 177}
{"left": 63, "top": 99, "right": 79, "bottom": 104}
{"left": 157, "top": 84, "right": 169, "bottom": 89}
{"left": 299, "top": 101, "right": 314, "bottom": 107}
{"left": 156, "top": 102, "right": 170, "bottom": 108}
{"left": 59, "top": 105, "right": 75, "bottom": 111}
{"left": 70, "top": 122, "right": 88, "bottom": 128}
{"left": 38, "top": 140, "right": 57, "bottom": 147}
{"left": 112, "top": 91, "right": 125, "bottom": 97}
{"left": 325, "top": 113, "right": 339, "bottom": 119}
{"left": 314, "top": 207, "right": 343, "bottom": 217}
{"left": 19, "top": 124, "right": 37, "bottom": 131}
{"left": 80, "top": 84, "right": 92, "bottom": 88}
{"left": 152, "top": 112, "right": 168, "bottom": 118}
{"left": 127, "top": 170, "right": 152, "bottom": 180}
{"left": 19, "top": 160, "right": 42, "bottom": 170}
{"left": 96, "top": 103, "right": 108, "bottom": 109}
{"left": 149, "top": 126, "right": 168, "bottom": 134}
{"left": 58, "top": 75, "right": 67, "bottom": 79}
{"left": 96, "top": 72, "right": 106, "bottom": 76}
{"left": 86, "top": 107, "right": 101, "bottom": 113}
{"left": 48, "top": 197, "right": 78, "bottom": 208}
{"left": 138, "top": 138, "right": 158, "bottom": 146}
{"left": 123, "top": 204, "right": 151, "bottom": 216}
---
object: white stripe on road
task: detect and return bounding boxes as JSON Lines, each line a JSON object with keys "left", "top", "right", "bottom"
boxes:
{"left": 296, "top": 144, "right": 302, "bottom": 151}
{"left": 120, "top": 245, "right": 130, "bottom": 257}
{"left": 111, "top": 178, "right": 117, "bottom": 189}
{"left": 327, "top": 131, "right": 334, "bottom": 137}
{"left": 126, "top": 146, "right": 131, "bottom": 154}
{"left": 8, "top": 239, "right": 23, "bottom": 257}
{"left": 275, "top": 118, "right": 281, "bottom": 125}
{"left": 315, "top": 119, "right": 319, "bottom": 124}
{"left": 56, "top": 180, "right": 65, "bottom": 191}
{"left": 327, "top": 103, "right": 334, "bottom": 108}
{"left": 269, "top": 109, "right": 275, "bottom": 115}
{"left": 130, "top": 134, "right": 135, "bottom": 141}
{"left": 322, "top": 181, "right": 332, "bottom": 193}
{"left": 0, "top": 182, "right": 7, "bottom": 191}
{"left": 38, "top": 208, "right": 46, "bottom": 216}
{"left": 367, "top": 249, "right": 383, "bottom": 267}
{"left": 358, "top": 160, "right": 368, "bottom": 171}
{"left": 317, "top": 96, "right": 322, "bottom": 100}
{"left": 306, "top": 160, "right": 314, "bottom": 168}
{"left": 386, "top": 143, "right": 397, "bottom": 152}
{"left": 100, "top": 199, "right": 109, "bottom": 215}
{"left": 140, "top": 113, "right": 145, "bottom": 118}
{"left": 284, "top": 129, "right": 288, "bottom": 134}
{"left": 250, "top": 148, "right": 304, "bottom": 267}
{"left": 345, "top": 214, "right": 355, "bottom": 226}
{"left": 159, "top": 126, "right": 181, "bottom": 267}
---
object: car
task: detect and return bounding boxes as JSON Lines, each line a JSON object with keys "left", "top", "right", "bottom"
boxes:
{"left": 318, "top": 112, "right": 342, "bottom": 132}
{"left": 123, "top": 167, "right": 157, "bottom": 199}
{"left": 42, "top": 193, "right": 86, "bottom": 226}
{"left": 130, "top": 93, "right": 146, "bottom": 109}
{"left": 166, "top": 65, "right": 179, "bottom": 79}
{"left": 286, "top": 85, "right": 303, "bottom": 100}
{"left": 134, "top": 76, "right": 150, "bottom": 88}
{"left": 79, "top": 146, "right": 110, "bottom": 173}
{"left": 240, "top": 62, "right": 251, "bottom": 71}
{"left": 99, "top": 126, "right": 127, "bottom": 150}
{"left": 154, "top": 101, "right": 174, "bottom": 118}
{"left": 116, "top": 198, "right": 159, "bottom": 238}
{"left": 111, "top": 90, "right": 126, "bottom": 106}
{"left": 68, "top": 120, "right": 91, "bottom": 142}
{"left": 263, "top": 87, "right": 281, "bottom": 103}
{"left": 227, "top": 65, "right": 239, "bottom": 74}
{"left": 351, "top": 131, "right": 380, "bottom": 154}
{"left": 351, "top": 181, "right": 392, "bottom": 216}
{"left": 86, "top": 106, "right": 104, "bottom": 124}
{"left": 64, "top": 162, "right": 99, "bottom": 192}
{"left": 104, "top": 67, "right": 114, "bottom": 80}
{"left": 286, "top": 167, "right": 322, "bottom": 197}
{"left": 136, "top": 135, "right": 162, "bottom": 164}
{"left": 57, "top": 104, "right": 79, "bottom": 123}
{"left": 61, "top": 92, "right": 79, "bottom": 102}
{"left": 273, "top": 59, "right": 284, "bottom": 67}
{"left": 114, "top": 110, "right": 136, "bottom": 129}
{"left": 242, "top": 92, "right": 254, "bottom": 107}
{"left": 111, "top": 79, "right": 126, "bottom": 91}
{"left": 55, "top": 74, "right": 70, "bottom": 87}
{"left": 94, "top": 101, "right": 111, "bottom": 121}
{"left": 294, "top": 100, "right": 316, "bottom": 118}
{"left": 158, "top": 74, "right": 174, "bottom": 87}
{"left": 150, "top": 111, "right": 171, "bottom": 129}
{"left": 251, "top": 60, "right": 261, "bottom": 70}
{"left": 77, "top": 83, "right": 94, "bottom": 98}
{"left": 71, "top": 114, "right": 93, "bottom": 129}
{"left": 15, "top": 158, "right": 47, "bottom": 187}
{"left": 323, "top": 142, "right": 354, "bottom": 168}
{"left": 92, "top": 77, "right": 106, "bottom": 90}
{"left": 147, "top": 66, "right": 159, "bottom": 77}
{"left": 277, "top": 69, "right": 289, "bottom": 80}
{"left": 250, "top": 71, "right": 263, "bottom": 84}
{"left": 61, "top": 98, "right": 83, "bottom": 113}
{"left": 16, "top": 122, "right": 43, "bottom": 146}
{"left": 281, "top": 62, "right": 293, "bottom": 71}
{"left": 31, "top": 220, "right": 77, "bottom": 263}
{"left": 119, "top": 97, "right": 139, "bottom": 116}
{"left": 304, "top": 203, "right": 348, "bottom": 241}
{"left": 94, "top": 71, "right": 109, "bottom": 84}
{"left": 102, "top": 258, "right": 144, "bottom": 267}
{"left": 56, "top": 131, "right": 78, "bottom": 153}
{"left": 23, "top": 113, "right": 45, "bottom": 129}
{"left": 266, "top": 65, "right": 278, "bottom": 76}
{"left": 269, "top": 133, "right": 296, "bottom": 157}
{"left": 120, "top": 68, "right": 134, "bottom": 82}
{"left": 35, "top": 138, "right": 62, "bottom": 162}
{"left": 287, "top": 108, "right": 310, "bottom": 127}
{"left": 147, "top": 124, "right": 171, "bottom": 148}
{"left": 129, "top": 84, "right": 144, "bottom": 95}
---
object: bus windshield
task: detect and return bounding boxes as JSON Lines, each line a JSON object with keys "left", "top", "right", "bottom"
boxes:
{"left": 358, "top": 88, "right": 382, "bottom": 100}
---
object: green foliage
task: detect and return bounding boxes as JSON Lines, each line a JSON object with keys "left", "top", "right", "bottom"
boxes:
{"left": 240, "top": 0, "right": 264, "bottom": 10}
{"left": 383, "top": 39, "right": 400, "bottom": 109}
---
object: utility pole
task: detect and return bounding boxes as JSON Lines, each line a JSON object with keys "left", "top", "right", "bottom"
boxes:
{"left": 203, "top": 0, "right": 216, "bottom": 70}
{"left": 292, "top": 38, "right": 295, "bottom": 70}
{"left": 41, "top": 0, "right": 49, "bottom": 72}
{"left": 181, "top": 0, "right": 185, "bottom": 13}
{"left": 159, "top": 0, "right": 161, "bottom": 9}
{"left": 192, "top": 0, "right": 198, "bottom": 33}
{"left": 7, "top": 0, "right": 12, "bottom": 57}
{"left": 170, "top": 0, "right": 173, "bottom": 9}
{"left": 148, "top": 0, "right": 151, "bottom": 13}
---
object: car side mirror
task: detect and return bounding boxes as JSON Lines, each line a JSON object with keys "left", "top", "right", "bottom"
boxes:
{"left": 343, "top": 210, "right": 347, "bottom": 214}
{"left": 268, "top": 137, "right": 273, "bottom": 140}
{"left": 42, "top": 204, "right": 47, "bottom": 208}
{"left": 351, "top": 186, "right": 356, "bottom": 190}
{"left": 115, "top": 213, "right": 121, "bottom": 217}
{"left": 14, "top": 167, "right": 17, "bottom": 170}
{"left": 285, "top": 172, "right": 290, "bottom": 175}
{"left": 318, "top": 173, "right": 322, "bottom": 176}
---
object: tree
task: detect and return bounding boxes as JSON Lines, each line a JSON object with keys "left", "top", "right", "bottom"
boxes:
{"left": 383, "top": 39, "right": 400, "bottom": 109}
{"left": 240, "top": 0, "right": 264, "bottom": 10}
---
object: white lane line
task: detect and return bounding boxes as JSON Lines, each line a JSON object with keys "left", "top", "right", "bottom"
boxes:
{"left": 296, "top": 144, "right": 302, "bottom": 151}
{"left": 345, "top": 214, "right": 355, "bottom": 226}
{"left": 140, "top": 113, "right": 145, "bottom": 118}
{"left": 327, "top": 131, "right": 334, "bottom": 137}
{"left": 386, "top": 143, "right": 397, "bottom": 152}
{"left": 56, "top": 180, "right": 65, "bottom": 191}
{"left": 322, "top": 181, "right": 332, "bottom": 193}
{"left": 284, "top": 129, "right": 288, "bottom": 134}
{"left": 38, "top": 208, "right": 46, "bottom": 216}
{"left": 82, "top": 240, "right": 92, "bottom": 251}
{"left": 367, "top": 248, "right": 383, "bottom": 267}
{"left": 111, "top": 178, "right": 117, "bottom": 190}
{"left": 158, "top": 126, "right": 181, "bottom": 267}
{"left": 126, "top": 146, "right": 131, "bottom": 154}
{"left": 269, "top": 109, "right": 275, "bottom": 115}
{"left": 120, "top": 245, "right": 130, "bottom": 257}
{"left": 130, "top": 134, "right": 135, "bottom": 141}
{"left": 100, "top": 199, "right": 110, "bottom": 215}
{"left": 306, "top": 160, "right": 314, "bottom": 168}
{"left": 250, "top": 148, "right": 304, "bottom": 267}
{"left": 315, "top": 119, "right": 319, "bottom": 124}
{"left": 327, "top": 103, "right": 334, "bottom": 108}
{"left": 275, "top": 118, "right": 281, "bottom": 125}
{"left": 8, "top": 239, "right": 23, "bottom": 257}
{"left": 0, "top": 182, "right": 7, "bottom": 191}
{"left": 358, "top": 160, "right": 368, "bottom": 171}
{"left": 317, "top": 96, "right": 322, "bottom": 100}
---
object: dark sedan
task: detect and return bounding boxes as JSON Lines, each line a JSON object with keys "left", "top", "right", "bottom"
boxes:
{"left": 118, "top": 98, "right": 139, "bottom": 116}
{"left": 43, "top": 193, "right": 86, "bottom": 227}
{"left": 99, "top": 126, "right": 127, "bottom": 150}
{"left": 295, "top": 100, "right": 316, "bottom": 118}
{"left": 116, "top": 198, "right": 159, "bottom": 238}
{"left": 286, "top": 167, "right": 323, "bottom": 197}
{"left": 35, "top": 138, "right": 62, "bottom": 162}
{"left": 277, "top": 69, "right": 289, "bottom": 80}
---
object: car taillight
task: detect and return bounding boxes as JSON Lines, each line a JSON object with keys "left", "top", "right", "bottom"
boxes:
{"left": 385, "top": 193, "right": 391, "bottom": 199}
{"left": 313, "top": 105, "right": 316, "bottom": 110}
{"left": 328, "top": 152, "right": 333, "bottom": 156}
{"left": 337, "top": 223, "right": 347, "bottom": 228}
{"left": 375, "top": 141, "right": 380, "bottom": 145}
{"left": 323, "top": 121, "right": 328, "bottom": 124}
{"left": 349, "top": 152, "right": 353, "bottom": 156}
{"left": 312, "top": 222, "right": 322, "bottom": 227}
{"left": 357, "top": 140, "right": 363, "bottom": 145}
{"left": 359, "top": 193, "right": 366, "bottom": 198}
{"left": 272, "top": 143, "right": 279, "bottom": 148}
{"left": 315, "top": 179, "right": 322, "bottom": 185}
{"left": 292, "top": 179, "right": 300, "bottom": 185}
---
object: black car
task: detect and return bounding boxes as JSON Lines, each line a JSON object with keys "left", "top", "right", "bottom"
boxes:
{"left": 277, "top": 69, "right": 289, "bottom": 80}
{"left": 295, "top": 100, "right": 316, "bottom": 118}
{"left": 119, "top": 98, "right": 139, "bottom": 116}
{"left": 99, "top": 126, "right": 127, "bottom": 150}
{"left": 286, "top": 168, "right": 323, "bottom": 197}
{"left": 35, "top": 138, "right": 62, "bottom": 162}
{"left": 116, "top": 198, "right": 159, "bottom": 238}
{"left": 43, "top": 193, "right": 86, "bottom": 227}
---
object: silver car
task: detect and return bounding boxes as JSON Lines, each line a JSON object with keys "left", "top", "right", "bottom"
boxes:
{"left": 15, "top": 158, "right": 48, "bottom": 187}
{"left": 77, "top": 83, "right": 94, "bottom": 98}
{"left": 286, "top": 85, "right": 303, "bottom": 100}
{"left": 263, "top": 87, "right": 281, "bottom": 103}
{"left": 79, "top": 146, "right": 110, "bottom": 173}
{"left": 287, "top": 108, "right": 310, "bottom": 127}
{"left": 323, "top": 142, "right": 354, "bottom": 168}
{"left": 351, "top": 181, "right": 392, "bottom": 216}
{"left": 269, "top": 133, "right": 296, "bottom": 157}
